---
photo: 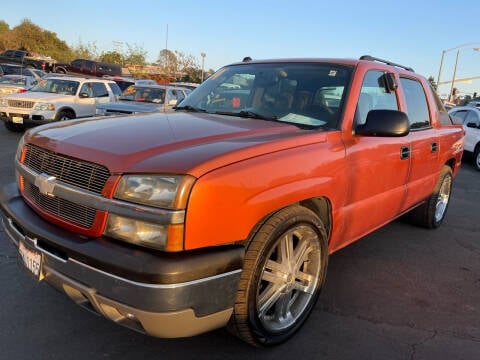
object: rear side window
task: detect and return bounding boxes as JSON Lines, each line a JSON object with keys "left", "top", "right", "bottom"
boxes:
{"left": 108, "top": 82, "right": 122, "bottom": 96}
{"left": 400, "top": 78, "right": 430, "bottom": 129}
{"left": 429, "top": 85, "right": 452, "bottom": 125}
{"left": 92, "top": 83, "right": 109, "bottom": 97}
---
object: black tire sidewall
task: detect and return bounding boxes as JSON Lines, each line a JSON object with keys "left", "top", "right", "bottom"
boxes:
{"left": 474, "top": 147, "right": 480, "bottom": 171}
{"left": 55, "top": 111, "right": 73, "bottom": 121}
{"left": 245, "top": 208, "right": 328, "bottom": 346}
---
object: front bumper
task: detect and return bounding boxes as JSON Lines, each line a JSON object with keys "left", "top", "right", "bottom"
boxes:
{"left": 0, "top": 182, "right": 244, "bottom": 338}
{"left": 0, "top": 110, "right": 56, "bottom": 127}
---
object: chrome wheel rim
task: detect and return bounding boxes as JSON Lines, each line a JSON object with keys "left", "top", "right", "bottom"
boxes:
{"left": 256, "top": 225, "right": 321, "bottom": 332}
{"left": 435, "top": 175, "right": 452, "bottom": 223}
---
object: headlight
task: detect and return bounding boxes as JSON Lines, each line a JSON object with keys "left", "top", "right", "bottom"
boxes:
{"left": 114, "top": 175, "right": 195, "bottom": 209}
{"left": 1, "top": 98, "right": 7, "bottom": 107}
{"left": 105, "top": 215, "right": 168, "bottom": 250}
{"left": 108, "top": 174, "right": 195, "bottom": 251}
{"left": 34, "top": 102, "right": 55, "bottom": 111}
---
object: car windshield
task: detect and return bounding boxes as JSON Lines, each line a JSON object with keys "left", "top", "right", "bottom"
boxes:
{"left": 120, "top": 86, "right": 166, "bottom": 104}
{"left": 178, "top": 62, "right": 353, "bottom": 128}
{"left": 30, "top": 78, "right": 79, "bottom": 95}
{"left": 0, "top": 76, "right": 27, "bottom": 85}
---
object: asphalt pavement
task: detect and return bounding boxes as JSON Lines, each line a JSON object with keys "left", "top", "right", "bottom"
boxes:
{"left": 0, "top": 123, "right": 479, "bottom": 360}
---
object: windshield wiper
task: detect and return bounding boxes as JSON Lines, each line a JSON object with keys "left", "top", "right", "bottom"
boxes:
{"left": 238, "top": 110, "right": 278, "bottom": 121}
{"left": 209, "top": 110, "right": 278, "bottom": 121}
{"left": 175, "top": 105, "right": 206, "bottom": 112}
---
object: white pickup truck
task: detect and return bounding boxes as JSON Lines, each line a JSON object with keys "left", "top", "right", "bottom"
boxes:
{"left": 0, "top": 76, "right": 121, "bottom": 132}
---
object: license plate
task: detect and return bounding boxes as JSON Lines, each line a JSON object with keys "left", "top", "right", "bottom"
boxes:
{"left": 12, "top": 116, "right": 24, "bottom": 124}
{"left": 18, "top": 239, "right": 44, "bottom": 281}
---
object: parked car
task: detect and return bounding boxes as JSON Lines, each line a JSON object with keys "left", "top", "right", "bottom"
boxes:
{"left": 95, "top": 84, "right": 190, "bottom": 115}
{"left": 169, "top": 81, "right": 199, "bottom": 90}
{"left": 0, "top": 56, "right": 465, "bottom": 346}
{"left": 0, "top": 76, "right": 122, "bottom": 131}
{"left": 0, "top": 49, "right": 56, "bottom": 71}
{"left": 0, "top": 75, "right": 37, "bottom": 96}
{"left": 21, "top": 68, "right": 47, "bottom": 80}
{"left": 449, "top": 106, "right": 480, "bottom": 170}
{"left": 54, "top": 59, "right": 122, "bottom": 78}
{"left": 466, "top": 100, "right": 480, "bottom": 108}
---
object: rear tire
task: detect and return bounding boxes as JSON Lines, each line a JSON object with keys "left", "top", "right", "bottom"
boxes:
{"left": 407, "top": 166, "right": 453, "bottom": 228}
{"left": 228, "top": 205, "right": 328, "bottom": 347}
{"left": 4, "top": 121, "right": 25, "bottom": 132}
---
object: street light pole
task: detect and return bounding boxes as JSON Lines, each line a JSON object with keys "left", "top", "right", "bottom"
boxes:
{"left": 449, "top": 50, "right": 460, "bottom": 102}
{"left": 437, "top": 49, "right": 446, "bottom": 88}
{"left": 201, "top": 52, "right": 206, "bottom": 83}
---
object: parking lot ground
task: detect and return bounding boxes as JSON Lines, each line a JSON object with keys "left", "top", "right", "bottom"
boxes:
{"left": 0, "top": 124, "right": 479, "bottom": 359}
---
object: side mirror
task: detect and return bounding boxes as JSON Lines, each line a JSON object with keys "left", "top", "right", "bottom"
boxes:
{"left": 168, "top": 99, "right": 178, "bottom": 106}
{"left": 356, "top": 109, "right": 410, "bottom": 137}
{"left": 382, "top": 73, "right": 398, "bottom": 93}
{"left": 79, "top": 92, "right": 90, "bottom": 98}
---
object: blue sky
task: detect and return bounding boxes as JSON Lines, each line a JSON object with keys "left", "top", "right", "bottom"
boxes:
{"left": 2, "top": 0, "right": 480, "bottom": 98}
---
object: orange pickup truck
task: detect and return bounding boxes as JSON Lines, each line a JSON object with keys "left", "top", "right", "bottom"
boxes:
{"left": 0, "top": 56, "right": 464, "bottom": 346}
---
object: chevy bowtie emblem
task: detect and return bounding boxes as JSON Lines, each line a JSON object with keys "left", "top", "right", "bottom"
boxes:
{"left": 35, "top": 173, "right": 57, "bottom": 197}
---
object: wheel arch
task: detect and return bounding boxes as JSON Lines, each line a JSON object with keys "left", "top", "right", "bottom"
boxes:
{"left": 56, "top": 107, "right": 76, "bottom": 118}
{"left": 244, "top": 197, "right": 333, "bottom": 248}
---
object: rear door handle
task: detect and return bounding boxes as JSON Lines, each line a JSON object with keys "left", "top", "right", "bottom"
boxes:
{"left": 400, "top": 146, "right": 410, "bottom": 160}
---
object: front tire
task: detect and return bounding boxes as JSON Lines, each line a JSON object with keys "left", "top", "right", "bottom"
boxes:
{"left": 407, "top": 166, "right": 453, "bottom": 228}
{"left": 54, "top": 110, "right": 74, "bottom": 121}
{"left": 474, "top": 146, "right": 480, "bottom": 171}
{"left": 229, "top": 205, "right": 328, "bottom": 347}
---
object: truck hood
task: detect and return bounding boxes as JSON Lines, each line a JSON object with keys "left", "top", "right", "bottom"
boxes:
{"left": 6, "top": 91, "right": 73, "bottom": 102}
{"left": 97, "top": 100, "right": 161, "bottom": 113}
{"left": 25, "top": 112, "right": 327, "bottom": 177}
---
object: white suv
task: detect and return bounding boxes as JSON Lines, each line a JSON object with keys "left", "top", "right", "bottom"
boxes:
{"left": 449, "top": 106, "right": 480, "bottom": 170}
{"left": 0, "top": 76, "right": 121, "bottom": 132}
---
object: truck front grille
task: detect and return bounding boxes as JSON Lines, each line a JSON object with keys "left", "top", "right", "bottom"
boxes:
{"left": 24, "top": 182, "right": 96, "bottom": 228}
{"left": 21, "top": 144, "right": 111, "bottom": 229}
{"left": 24, "top": 144, "right": 110, "bottom": 194}
{"left": 7, "top": 99, "right": 34, "bottom": 109}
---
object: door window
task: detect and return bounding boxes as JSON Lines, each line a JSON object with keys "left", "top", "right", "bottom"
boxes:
{"left": 400, "top": 78, "right": 431, "bottom": 129}
{"left": 355, "top": 70, "right": 398, "bottom": 126}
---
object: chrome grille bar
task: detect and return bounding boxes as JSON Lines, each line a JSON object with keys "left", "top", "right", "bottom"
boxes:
{"left": 24, "top": 144, "right": 110, "bottom": 194}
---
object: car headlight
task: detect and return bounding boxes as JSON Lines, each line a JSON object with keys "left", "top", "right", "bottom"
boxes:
{"left": 34, "top": 102, "right": 55, "bottom": 111}
{"left": 105, "top": 215, "right": 169, "bottom": 250}
{"left": 1, "top": 98, "right": 7, "bottom": 107}
{"left": 114, "top": 175, "right": 194, "bottom": 209}
{"left": 106, "top": 174, "right": 195, "bottom": 251}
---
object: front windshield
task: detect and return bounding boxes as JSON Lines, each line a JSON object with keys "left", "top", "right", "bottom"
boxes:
{"left": 31, "top": 78, "right": 79, "bottom": 95}
{"left": 120, "top": 85, "right": 166, "bottom": 104}
{"left": 179, "top": 62, "right": 352, "bottom": 128}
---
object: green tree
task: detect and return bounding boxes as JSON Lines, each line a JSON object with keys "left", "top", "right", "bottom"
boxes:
{"left": 157, "top": 49, "right": 178, "bottom": 75}
{"left": 0, "top": 18, "right": 71, "bottom": 61}
{"left": 124, "top": 43, "right": 147, "bottom": 66}
{"left": 0, "top": 20, "right": 9, "bottom": 34}
{"left": 70, "top": 40, "right": 99, "bottom": 61}
{"left": 99, "top": 50, "right": 124, "bottom": 64}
